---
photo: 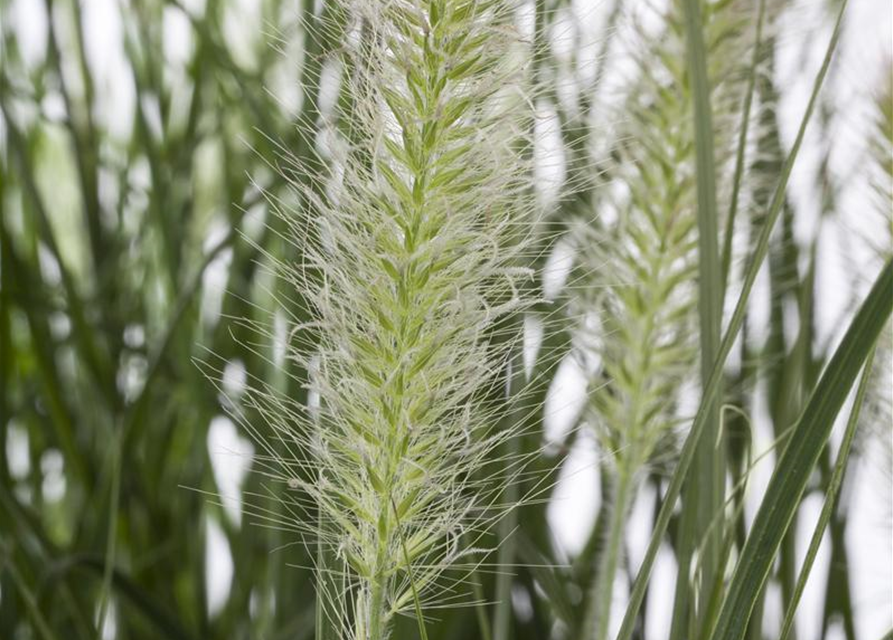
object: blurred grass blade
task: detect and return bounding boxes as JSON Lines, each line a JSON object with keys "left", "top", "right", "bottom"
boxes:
{"left": 683, "top": 0, "right": 724, "bottom": 618}
{"left": 4, "top": 556, "right": 59, "bottom": 640}
{"left": 721, "top": 0, "right": 767, "bottom": 289}
{"left": 316, "top": 507, "right": 339, "bottom": 640}
{"left": 471, "top": 573, "right": 493, "bottom": 640}
{"left": 97, "top": 431, "right": 123, "bottom": 634}
{"left": 494, "top": 352, "right": 523, "bottom": 640}
{"left": 616, "top": 3, "right": 848, "bottom": 637}
{"left": 711, "top": 259, "right": 892, "bottom": 640}
{"left": 516, "top": 534, "right": 575, "bottom": 629}
{"left": 52, "top": 556, "right": 197, "bottom": 640}
{"left": 778, "top": 348, "right": 876, "bottom": 640}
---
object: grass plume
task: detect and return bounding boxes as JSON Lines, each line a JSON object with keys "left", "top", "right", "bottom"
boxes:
{"left": 573, "top": 1, "right": 754, "bottom": 637}
{"left": 239, "top": 2, "right": 539, "bottom": 638}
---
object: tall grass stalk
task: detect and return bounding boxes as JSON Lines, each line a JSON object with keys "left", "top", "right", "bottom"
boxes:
{"left": 249, "top": 2, "right": 537, "bottom": 638}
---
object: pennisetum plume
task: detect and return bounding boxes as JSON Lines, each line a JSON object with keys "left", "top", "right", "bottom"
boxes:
{"left": 570, "top": 1, "right": 757, "bottom": 638}
{"left": 232, "top": 1, "right": 541, "bottom": 638}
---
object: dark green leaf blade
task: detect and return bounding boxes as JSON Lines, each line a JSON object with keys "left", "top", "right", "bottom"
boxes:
{"left": 682, "top": 0, "right": 724, "bottom": 625}
{"left": 710, "top": 258, "right": 893, "bottom": 640}
{"left": 778, "top": 347, "right": 877, "bottom": 640}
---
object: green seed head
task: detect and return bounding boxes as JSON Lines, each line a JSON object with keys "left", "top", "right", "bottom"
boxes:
{"left": 247, "top": 2, "right": 541, "bottom": 638}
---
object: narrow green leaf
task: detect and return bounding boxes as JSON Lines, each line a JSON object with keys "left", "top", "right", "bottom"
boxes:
{"left": 721, "top": 0, "right": 767, "bottom": 291}
{"left": 316, "top": 521, "right": 342, "bottom": 640}
{"left": 711, "top": 259, "right": 892, "bottom": 640}
{"left": 96, "top": 431, "right": 123, "bottom": 634}
{"left": 683, "top": 0, "right": 724, "bottom": 617}
{"left": 470, "top": 572, "right": 494, "bottom": 640}
{"left": 3, "top": 555, "right": 59, "bottom": 640}
{"left": 778, "top": 348, "right": 876, "bottom": 640}
{"left": 493, "top": 352, "right": 523, "bottom": 640}
{"left": 49, "top": 555, "right": 197, "bottom": 640}
{"left": 515, "top": 535, "right": 576, "bottom": 629}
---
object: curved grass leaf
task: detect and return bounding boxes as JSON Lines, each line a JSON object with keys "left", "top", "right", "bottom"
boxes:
{"left": 710, "top": 259, "right": 892, "bottom": 640}
{"left": 777, "top": 348, "right": 876, "bottom": 640}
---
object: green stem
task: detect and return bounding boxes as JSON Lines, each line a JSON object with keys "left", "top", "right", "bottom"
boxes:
{"left": 367, "top": 560, "right": 387, "bottom": 640}
{"left": 366, "top": 474, "right": 396, "bottom": 640}
{"left": 583, "top": 467, "right": 635, "bottom": 640}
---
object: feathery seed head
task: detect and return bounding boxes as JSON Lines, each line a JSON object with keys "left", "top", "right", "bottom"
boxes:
{"left": 239, "top": 1, "right": 541, "bottom": 638}
{"left": 574, "top": 0, "right": 755, "bottom": 473}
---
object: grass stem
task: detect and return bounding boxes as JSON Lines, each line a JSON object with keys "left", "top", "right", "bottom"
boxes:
{"left": 582, "top": 466, "right": 634, "bottom": 640}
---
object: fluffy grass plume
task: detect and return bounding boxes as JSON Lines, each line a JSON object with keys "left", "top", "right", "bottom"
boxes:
{"left": 239, "top": 2, "right": 539, "bottom": 639}
{"left": 573, "top": 1, "right": 753, "bottom": 637}
{"left": 581, "top": 0, "right": 750, "bottom": 480}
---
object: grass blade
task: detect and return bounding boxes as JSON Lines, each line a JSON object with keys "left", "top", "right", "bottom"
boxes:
{"left": 710, "top": 259, "right": 891, "bottom": 639}
{"left": 682, "top": 0, "right": 724, "bottom": 615}
{"left": 50, "top": 555, "right": 198, "bottom": 640}
{"left": 96, "top": 431, "right": 123, "bottom": 634}
{"left": 721, "top": 0, "right": 767, "bottom": 291}
{"left": 494, "top": 352, "right": 524, "bottom": 640}
{"left": 777, "top": 348, "right": 877, "bottom": 640}
{"left": 616, "top": 3, "right": 849, "bottom": 637}
{"left": 2, "top": 556, "right": 59, "bottom": 640}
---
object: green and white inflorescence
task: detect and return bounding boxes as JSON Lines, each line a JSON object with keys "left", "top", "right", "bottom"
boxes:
{"left": 258, "top": 1, "right": 537, "bottom": 638}
{"left": 573, "top": 1, "right": 753, "bottom": 637}
{"left": 581, "top": 0, "right": 750, "bottom": 479}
